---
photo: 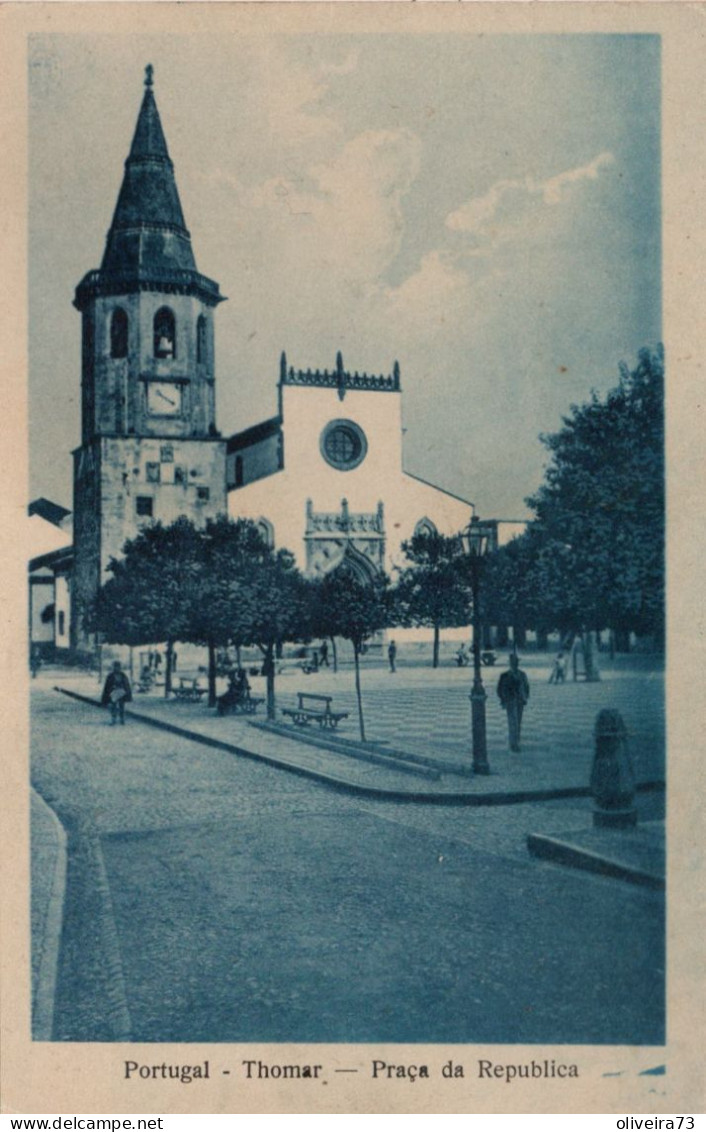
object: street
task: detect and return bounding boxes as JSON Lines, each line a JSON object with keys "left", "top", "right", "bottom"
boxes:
{"left": 31, "top": 679, "right": 664, "bottom": 1045}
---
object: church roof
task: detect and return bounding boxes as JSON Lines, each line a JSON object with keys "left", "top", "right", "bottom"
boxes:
{"left": 75, "top": 66, "right": 223, "bottom": 309}
{"left": 227, "top": 415, "right": 282, "bottom": 453}
{"left": 28, "top": 497, "right": 71, "bottom": 527}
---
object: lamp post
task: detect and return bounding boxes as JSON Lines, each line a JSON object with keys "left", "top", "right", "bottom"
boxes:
{"left": 461, "top": 516, "right": 491, "bottom": 775}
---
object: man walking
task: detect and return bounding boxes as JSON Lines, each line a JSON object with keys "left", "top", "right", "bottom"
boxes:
{"left": 497, "top": 654, "right": 530, "bottom": 752}
{"left": 548, "top": 651, "right": 566, "bottom": 684}
{"left": 101, "top": 660, "right": 132, "bottom": 725}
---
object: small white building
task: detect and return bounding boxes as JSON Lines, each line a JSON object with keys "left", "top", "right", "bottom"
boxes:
{"left": 28, "top": 500, "right": 74, "bottom": 657}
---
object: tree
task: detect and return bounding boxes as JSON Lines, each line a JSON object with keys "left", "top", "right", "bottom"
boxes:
{"left": 393, "top": 531, "right": 470, "bottom": 667}
{"left": 528, "top": 345, "right": 664, "bottom": 647}
{"left": 481, "top": 530, "right": 545, "bottom": 649}
{"left": 93, "top": 517, "right": 203, "bottom": 696}
{"left": 482, "top": 346, "right": 664, "bottom": 663}
{"left": 94, "top": 515, "right": 308, "bottom": 717}
{"left": 308, "top": 570, "right": 389, "bottom": 741}
{"left": 186, "top": 517, "right": 308, "bottom": 720}
{"left": 243, "top": 546, "right": 310, "bottom": 722}
{"left": 194, "top": 517, "right": 277, "bottom": 707}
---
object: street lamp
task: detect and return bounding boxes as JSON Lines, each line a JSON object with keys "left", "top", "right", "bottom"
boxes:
{"left": 461, "top": 516, "right": 492, "bottom": 775}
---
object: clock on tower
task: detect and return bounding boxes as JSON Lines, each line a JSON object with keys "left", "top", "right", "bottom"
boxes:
{"left": 147, "top": 382, "right": 183, "bottom": 417}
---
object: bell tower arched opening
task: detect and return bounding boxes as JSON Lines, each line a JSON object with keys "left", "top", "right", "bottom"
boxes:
{"left": 154, "top": 307, "right": 176, "bottom": 358}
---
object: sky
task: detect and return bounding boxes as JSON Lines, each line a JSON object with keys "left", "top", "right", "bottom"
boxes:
{"left": 28, "top": 32, "right": 661, "bottom": 518}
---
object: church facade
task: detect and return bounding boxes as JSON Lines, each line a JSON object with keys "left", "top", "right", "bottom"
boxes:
{"left": 29, "top": 69, "right": 520, "bottom": 659}
{"left": 226, "top": 351, "right": 472, "bottom": 581}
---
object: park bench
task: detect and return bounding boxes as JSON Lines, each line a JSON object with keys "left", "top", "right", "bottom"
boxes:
{"left": 216, "top": 690, "right": 265, "bottom": 717}
{"left": 172, "top": 677, "right": 207, "bottom": 703}
{"left": 281, "top": 692, "right": 349, "bottom": 730}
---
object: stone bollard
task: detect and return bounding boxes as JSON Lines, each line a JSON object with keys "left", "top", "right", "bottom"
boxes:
{"left": 590, "top": 709, "right": 637, "bottom": 828}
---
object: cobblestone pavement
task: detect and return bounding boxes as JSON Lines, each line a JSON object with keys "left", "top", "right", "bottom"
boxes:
{"left": 48, "top": 654, "right": 665, "bottom": 794}
{"left": 273, "top": 660, "right": 664, "bottom": 782}
{"left": 31, "top": 685, "right": 664, "bottom": 1046}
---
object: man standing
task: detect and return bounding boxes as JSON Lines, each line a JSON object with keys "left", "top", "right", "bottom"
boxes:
{"left": 101, "top": 660, "right": 132, "bottom": 725}
{"left": 388, "top": 639, "right": 397, "bottom": 673}
{"left": 497, "top": 654, "right": 530, "bottom": 752}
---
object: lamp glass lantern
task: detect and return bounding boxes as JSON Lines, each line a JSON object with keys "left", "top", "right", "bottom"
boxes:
{"left": 461, "top": 516, "right": 491, "bottom": 559}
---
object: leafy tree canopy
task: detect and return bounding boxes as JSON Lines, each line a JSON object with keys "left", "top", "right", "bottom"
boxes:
{"left": 94, "top": 516, "right": 204, "bottom": 645}
{"left": 483, "top": 346, "right": 664, "bottom": 639}
{"left": 392, "top": 531, "right": 470, "bottom": 666}
{"left": 308, "top": 569, "right": 389, "bottom": 653}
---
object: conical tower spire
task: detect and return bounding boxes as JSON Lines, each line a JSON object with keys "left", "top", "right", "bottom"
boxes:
{"left": 75, "top": 66, "right": 222, "bottom": 309}
{"left": 100, "top": 64, "right": 195, "bottom": 276}
{"left": 127, "top": 64, "right": 170, "bottom": 161}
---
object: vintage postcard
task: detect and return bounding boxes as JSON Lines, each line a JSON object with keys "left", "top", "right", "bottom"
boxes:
{"left": 1, "top": 1, "right": 703, "bottom": 1117}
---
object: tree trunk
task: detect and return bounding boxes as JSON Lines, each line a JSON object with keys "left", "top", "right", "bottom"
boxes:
{"left": 614, "top": 628, "right": 631, "bottom": 653}
{"left": 496, "top": 625, "right": 509, "bottom": 648}
{"left": 582, "top": 630, "right": 601, "bottom": 682}
{"left": 235, "top": 644, "right": 242, "bottom": 668}
{"left": 536, "top": 628, "right": 549, "bottom": 651}
{"left": 165, "top": 638, "right": 174, "bottom": 698}
{"left": 353, "top": 644, "right": 366, "bottom": 743}
{"left": 207, "top": 638, "right": 217, "bottom": 707}
{"left": 432, "top": 623, "right": 440, "bottom": 668}
{"left": 513, "top": 624, "right": 527, "bottom": 649}
{"left": 330, "top": 636, "right": 338, "bottom": 674}
{"left": 265, "top": 642, "right": 276, "bottom": 721}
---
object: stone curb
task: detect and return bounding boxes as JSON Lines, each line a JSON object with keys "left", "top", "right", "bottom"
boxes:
{"left": 31, "top": 789, "right": 68, "bottom": 1041}
{"left": 250, "top": 719, "right": 472, "bottom": 779}
{"left": 526, "top": 831, "right": 665, "bottom": 889}
{"left": 84, "top": 828, "right": 133, "bottom": 1040}
{"left": 54, "top": 686, "right": 664, "bottom": 807}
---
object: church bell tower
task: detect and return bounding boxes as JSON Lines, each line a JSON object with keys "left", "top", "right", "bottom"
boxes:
{"left": 71, "top": 66, "right": 227, "bottom": 652}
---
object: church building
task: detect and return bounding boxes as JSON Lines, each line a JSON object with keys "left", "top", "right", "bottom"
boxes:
{"left": 226, "top": 351, "right": 472, "bottom": 581}
{"left": 29, "top": 68, "right": 521, "bottom": 660}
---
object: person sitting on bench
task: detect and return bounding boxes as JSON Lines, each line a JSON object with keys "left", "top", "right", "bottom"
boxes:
{"left": 217, "top": 668, "right": 251, "bottom": 715}
{"left": 230, "top": 668, "right": 250, "bottom": 702}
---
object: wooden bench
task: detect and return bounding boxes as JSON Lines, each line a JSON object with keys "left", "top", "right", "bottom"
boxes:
{"left": 281, "top": 692, "right": 349, "bottom": 730}
{"left": 172, "top": 678, "right": 207, "bottom": 703}
{"left": 217, "top": 691, "right": 265, "bottom": 717}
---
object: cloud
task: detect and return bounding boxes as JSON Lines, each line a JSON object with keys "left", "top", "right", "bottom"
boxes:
{"left": 231, "top": 127, "right": 422, "bottom": 287}
{"left": 380, "top": 249, "right": 478, "bottom": 336}
{"left": 541, "top": 151, "right": 615, "bottom": 204}
{"left": 446, "top": 151, "right": 615, "bottom": 235}
{"left": 319, "top": 49, "right": 360, "bottom": 77}
{"left": 248, "top": 39, "right": 340, "bottom": 148}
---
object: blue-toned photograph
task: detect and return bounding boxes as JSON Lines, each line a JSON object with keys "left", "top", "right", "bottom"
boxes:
{"left": 28, "top": 32, "right": 664, "bottom": 1046}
